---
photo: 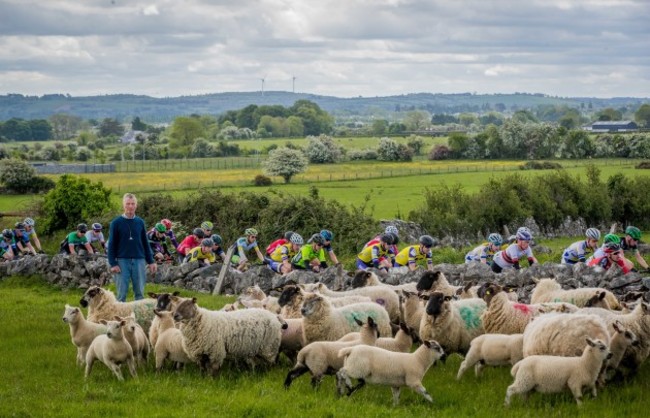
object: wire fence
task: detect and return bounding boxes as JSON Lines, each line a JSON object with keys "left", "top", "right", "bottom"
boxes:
{"left": 113, "top": 157, "right": 263, "bottom": 172}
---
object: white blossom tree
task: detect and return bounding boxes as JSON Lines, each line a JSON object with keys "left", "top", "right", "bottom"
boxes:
{"left": 263, "top": 147, "right": 308, "bottom": 183}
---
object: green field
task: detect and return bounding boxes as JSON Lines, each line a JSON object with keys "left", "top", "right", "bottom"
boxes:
{"left": 1, "top": 276, "right": 647, "bottom": 418}
{"left": 227, "top": 135, "right": 448, "bottom": 152}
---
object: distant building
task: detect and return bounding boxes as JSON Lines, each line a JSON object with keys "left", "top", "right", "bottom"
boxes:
{"left": 120, "top": 130, "right": 148, "bottom": 144}
{"left": 589, "top": 121, "right": 638, "bottom": 133}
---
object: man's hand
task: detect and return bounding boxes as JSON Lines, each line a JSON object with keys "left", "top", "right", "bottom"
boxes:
{"left": 148, "top": 263, "right": 158, "bottom": 274}
{"left": 110, "top": 265, "right": 121, "bottom": 273}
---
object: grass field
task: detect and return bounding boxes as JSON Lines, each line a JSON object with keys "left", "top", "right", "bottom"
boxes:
{"left": 1, "top": 275, "right": 648, "bottom": 418}
{"left": 227, "top": 135, "right": 448, "bottom": 152}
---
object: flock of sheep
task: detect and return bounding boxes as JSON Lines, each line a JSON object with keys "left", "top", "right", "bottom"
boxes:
{"left": 62, "top": 270, "right": 650, "bottom": 406}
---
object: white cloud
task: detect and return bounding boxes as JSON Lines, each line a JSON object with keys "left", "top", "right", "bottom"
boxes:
{"left": 142, "top": 4, "right": 159, "bottom": 16}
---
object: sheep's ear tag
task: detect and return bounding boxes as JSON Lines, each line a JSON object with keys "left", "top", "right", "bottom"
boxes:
{"left": 485, "top": 290, "right": 491, "bottom": 295}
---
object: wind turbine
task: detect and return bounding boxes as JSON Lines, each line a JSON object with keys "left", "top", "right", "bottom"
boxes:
{"left": 260, "top": 75, "right": 266, "bottom": 96}
{"left": 292, "top": 75, "right": 296, "bottom": 93}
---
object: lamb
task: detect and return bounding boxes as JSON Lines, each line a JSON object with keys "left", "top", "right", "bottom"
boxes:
{"left": 522, "top": 313, "right": 610, "bottom": 357}
{"left": 456, "top": 334, "right": 524, "bottom": 379}
{"left": 598, "top": 321, "right": 638, "bottom": 385}
{"left": 336, "top": 340, "right": 445, "bottom": 406}
{"left": 505, "top": 338, "right": 611, "bottom": 406}
{"left": 152, "top": 310, "right": 191, "bottom": 371}
{"left": 84, "top": 319, "right": 137, "bottom": 381}
{"left": 62, "top": 304, "right": 107, "bottom": 366}
{"left": 313, "top": 282, "right": 400, "bottom": 323}
{"left": 278, "top": 285, "right": 371, "bottom": 319}
{"left": 172, "top": 297, "right": 282, "bottom": 376}
{"left": 419, "top": 292, "right": 487, "bottom": 355}
{"left": 120, "top": 313, "right": 150, "bottom": 366}
{"left": 530, "top": 278, "right": 620, "bottom": 310}
{"left": 400, "top": 290, "right": 425, "bottom": 338}
{"left": 220, "top": 301, "right": 240, "bottom": 311}
{"left": 350, "top": 270, "right": 417, "bottom": 293}
{"left": 339, "top": 321, "right": 414, "bottom": 353}
{"left": 80, "top": 286, "right": 157, "bottom": 334}
{"left": 300, "top": 293, "right": 392, "bottom": 344}
{"left": 284, "top": 316, "right": 379, "bottom": 388}
{"left": 238, "top": 285, "right": 282, "bottom": 314}
{"left": 147, "top": 291, "right": 181, "bottom": 348}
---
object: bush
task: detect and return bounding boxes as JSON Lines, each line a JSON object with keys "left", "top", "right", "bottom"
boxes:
{"left": 348, "top": 149, "right": 378, "bottom": 160}
{"left": 253, "top": 174, "right": 272, "bottom": 186}
{"left": 304, "top": 135, "right": 343, "bottom": 163}
{"left": 0, "top": 159, "right": 55, "bottom": 194}
{"left": 428, "top": 145, "right": 451, "bottom": 160}
{"left": 635, "top": 161, "right": 650, "bottom": 169}
{"left": 519, "top": 161, "right": 563, "bottom": 170}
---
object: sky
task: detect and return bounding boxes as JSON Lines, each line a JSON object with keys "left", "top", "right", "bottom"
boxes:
{"left": 0, "top": 0, "right": 648, "bottom": 99}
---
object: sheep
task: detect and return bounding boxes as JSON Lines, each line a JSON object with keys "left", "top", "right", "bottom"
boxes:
{"left": 339, "top": 321, "right": 414, "bottom": 352}
{"left": 172, "top": 297, "right": 282, "bottom": 376}
{"left": 62, "top": 304, "right": 107, "bottom": 366}
{"left": 220, "top": 301, "right": 240, "bottom": 312}
{"left": 313, "top": 282, "right": 401, "bottom": 323}
{"left": 300, "top": 293, "right": 392, "bottom": 344}
{"left": 147, "top": 291, "right": 181, "bottom": 348}
{"left": 530, "top": 278, "right": 620, "bottom": 310}
{"left": 466, "top": 282, "right": 519, "bottom": 302}
{"left": 400, "top": 290, "right": 425, "bottom": 338}
{"left": 336, "top": 340, "right": 445, "bottom": 406}
{"left": 152, "top": 310, "right": 191, "bottom": 371}
{"left": 275, "top": 316, "right": 305, "bottom": 363}
{"left": 598, "top": 321, "right": 638, "bottom": 385}
{"left": 120, "top": 313, "right": 150, "bottom": 366}
{"left": 415, "top": 271, "right": 459, "bottom": 297}
{"left": 505, "top": 338, "right": 611, "bottom": 406}
{"left": 350, "top": 270, "right": 417, "bottom": 293}
{"left": 278, "top": 285, "right": 371, "bottom": 319}
{"left": 584, "top": 291, "right": 614, "bottom": 309}
{"left": 284, "top": 316, "right": 379, "bottom": 388}
{"left": 80, "top": 286, "right": 157, "bottom": 334}
{"left": 522, "top": 313, "right": 610, "bottom": 357}
{"left": 456, "top": 334, "right": 524, "bottom": 380}
{"left": 419, "top": 292, "right": 487, "bottom": 355}
{"left": 238, "top": 285, "right": 282, "bottom": 314}
{"left": 84, "top": 319, "right": 137, "bottom": 381}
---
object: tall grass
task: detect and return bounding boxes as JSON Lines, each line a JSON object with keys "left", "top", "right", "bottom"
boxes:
{"left": 0, "top": 275, "right": 647, "bottom": 417}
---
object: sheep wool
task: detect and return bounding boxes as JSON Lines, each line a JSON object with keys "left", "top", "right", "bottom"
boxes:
{"left": 457, "top": 334, "right": 524, "bottom": 379}
{"left": 314, "top": 283, "right": 400, "bottom": 323}
{"left": 530, "top": 278, "right": 620, "bottom": 310}
{"left": 522, "top": 313, "right": 610, "bottom": 357}
{"left": 147, "top": 291, "right": 181, "bottom": 348}
{"left": 84, "top": 319, "right": 137, "bottom": 381}
{"left": 80, "top": 286, "right": 157, "bottom": 334}
{"left": 153, "top": 310, "right": 191, "bottom": 371}
{"left": 62, "top": 304, "right": 107, "bottom": 366}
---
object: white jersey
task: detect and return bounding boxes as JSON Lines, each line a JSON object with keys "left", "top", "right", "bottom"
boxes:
{"left": 85, "top": 231, "right": 105, "bottom": 244}
{"left": 493, "top": 243, "right": 534, "bottom": 269}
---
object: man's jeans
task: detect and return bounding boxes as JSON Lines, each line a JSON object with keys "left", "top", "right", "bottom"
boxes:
{"left": 115, "top": 258, "right": 146, "bottom": 302}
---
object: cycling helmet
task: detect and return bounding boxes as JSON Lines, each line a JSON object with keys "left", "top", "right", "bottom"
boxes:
{"left": 92, "top": 222, "right": 103, "bottom": 231}
{"left": 309, "top": 233, "right": 325, "bottom": 245}
{"left": 625, "top": 226, "right": 641, "bottom": 240}
{"left": 14, "top": 222, "right": 25, "bottom": 231}
{"left": 2, "top": 229, "right": 12, "bottom": 239}
{"left": 380, "top": 233, "right": 394, "bottom": 245}
{"left": 419, "top": 235, "right": 435, "bottom": 248}
{"left": 77, "top": 223, "right": 88, "bottom": 233}
{"left": 385, "top": 225, "right": 399, "bottom": 236}
{"left": 320, "top": 229, "right": 333, "bottom": 241}
{"left": 245, "top": 228, "right": 258, "bottom": 236}
{"left": 488, "top": 233, "right": 503, "bottom": 246}
{"left": 516, "top": 227, "right": 532, "bottom": 241}
{"left": 604, "top": 242, "right": 621, "bottom": 254}
{"left": 24, "top": 217, "right": 35, "bottom": 227}
{"left": 603, "top": 233, "right": 621, "bottom": 245}
{"left": 201, "top": 238, "right": 214, "bottom": 247}
{"left": 283, "top": 231, "right": 295, "bottom": 241}
{"left": 585, "top": 228, "right": 601, "bottom": 240}
{"left": 201, "top": 221, "right": 213, "bottom": 230}
{"left": 193, "top": 228, "right": 205, "bottom": 238}
{"left": 154, "top": 223, "right": 166, "bottom": 233}
{"left": 161, "top": 219, "right": 172, "bottom": 230}
{"left": 290, "top": 233, "right": 304, "bottom": 245}
{"left": 210, "top": 234, "right": 222, "bottom": 245}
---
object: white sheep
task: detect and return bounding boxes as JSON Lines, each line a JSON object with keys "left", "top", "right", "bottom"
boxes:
{"left": 505, "top": 338, "right": 611, "bottom": 406}
{"left": 336, "top": 340, "right": 445, "bottom": 406}
{"left": 400, "top": 290, "right": 425, "bottom": 337}
{"left": 238, "top": 285, "right": 282, "bottom": 314}
{"left": 147, "top": 291, "right": 181, "bottom": 348}
{"left": 339, "top": 322, "right": 414, "bottom": 353}
{"left": 278, "top": 285, "right": 370, "bottom": 319}
{"left": 274, "top": 316, "right": 305, "bottom": 362}
{"left": 120, "top": 313, "right": 150, "bottom": 366}
{"left": 62, "top": 304, "right": 107, "bottom": 366}
{"left": 522, "top": 313, "right": 610, "bottom": 357}
{"left": 598, "top": 321, "right": 638, "bottom": 385}
{"left": 152, "top": 310, "right": 191, "bottom": 371}
{"left": 530, "top": 278, "right": 620, "bottom": 309}
{"left": 419, "top": 292, "right": 487, "bottom": 355}
{"left": 349, "top": 270, "right": 417, "bottom": 293}
{"left": 300, "top": 293, "right": 392, "bottom": 344}
{"left": 172, "top": 297, "right": 282, "bottom": 376}
{"left": 80, "top": 286, "right": 157, "bottom": 334}
{"left": 284, "top": 316, "right": 379, "bottom": 388}
{"left": 313, "top": 282, "right": 401, "bottom": 323}
{"left": 460, "top": 282, "right": 519, "bottom": 302}
{"left": 456, "top": 334, "right": 524, "bottom": 379}
{"left": 84, "top": 319, "right": 137, "bottom": 381}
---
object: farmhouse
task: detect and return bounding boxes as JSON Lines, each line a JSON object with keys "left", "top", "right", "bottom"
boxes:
{"left": 589, "top": 120, "right": 638, "bottom": 133}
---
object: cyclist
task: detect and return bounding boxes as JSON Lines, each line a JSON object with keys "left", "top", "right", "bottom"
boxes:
{"left": 292, "top": 233, "right": 328, "bottom": 273}
{"left": 160, "top": 218, "right": 179, "bottom": 251}
{"left": 177, "top": 228, "right": 205, "bottom": 263}
{"left": 491, "top": 227, "right": 538, "bottom": 273}
{"left": 265, "top": 231, "right": 295, "bottom": 256}
{"left": 13, "top": 222, "right": 37, "bottom": 255}
{"left": 0, "top": 229, "right": 16, "bottom": 260}
{"left": 85, "top": 222, "right": 107, "bottom": 254}
{"left": 319, "top": 229, "right": 340, "bottom": 265}
{"left": 60, "top": 223, "right": 95, "bottom": 255}
{"left": 209, "top": 234, "right": 228, "bottom": 262}
{"left": 561, "top": 228, "right": 601, "bottom": 265}
{"left": 200, "top": 221, "right": 214, "bottom": 237}
{"left": 22, "top": 218, "right": 44, "bottom": 253}
{"left": 395, "top": 235, "right": 435, "bottom": 271}
{"left": 267, "top": 233, "right": 303, "bottom": 274}
{"left": 465, "top": 233, "right": 503, "bottom": 265}
{"left": 619, "top": 226, "right": 649, "bottom": 271}
{"left": 357, "top": 233, "right": 397, "bottom": 272}
{"left": 230, "top": 228, "right": 265, "bottom": 272}
{"left": 184, "top": 238, "right": 216, "bottom": 267}
{"left": 588, "top": 233, "right": 620, "bottom": 263}
{"left": 147, "top": 222, "right": 172, "bottom": 262}
{"left": 587, "top": 242, "right": 630, "bottom": 274}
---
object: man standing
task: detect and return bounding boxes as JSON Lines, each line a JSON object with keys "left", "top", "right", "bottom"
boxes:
{"left": 108, "top": 193, "right": 157, "bottom": 302}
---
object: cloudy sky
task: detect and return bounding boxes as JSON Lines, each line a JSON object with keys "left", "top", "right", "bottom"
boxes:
{"left": 0, "top": 0, "right": 648, "bottom": 98}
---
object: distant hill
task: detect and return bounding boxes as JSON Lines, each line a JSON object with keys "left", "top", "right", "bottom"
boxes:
{"left": 0, "top": 91, "right": 646, "bottom": 122}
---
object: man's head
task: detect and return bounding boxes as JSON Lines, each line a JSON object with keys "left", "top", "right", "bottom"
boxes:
{"left": 122, "top": 193, "right": 137, "bottom": 217}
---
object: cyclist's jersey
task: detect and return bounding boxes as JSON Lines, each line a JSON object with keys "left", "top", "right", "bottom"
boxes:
{"left": 266, "top": 238, "right": 288, "bottom": 256}
{"left": 493, "top": 243, "right": 534, "bottom": 269}
{"left": 270, "top": 242, "right": 297, "bottom": 262}
{"left": 588, "top": 246, "right": 606, "bottom": 263}
{"left": 146, "top": 230, "right": 168, "bottom": 254}
{"left": 357, "top": 243, "right": 394, "bottom": 267}
{"left": 66, "top": 232, "right": 88, "bottom": 246}
{"left": 185, "top": 246, "right": 216, "bottom": 263}
{"left": 561, "top": 240, "right": 593, "bottom": 264}
{"left": 177, "top": 235, "right": 200, "bottom": 256}
{"left": 212, "top": 246, "right": 225, "bottom": 259}
{"left": 620, "top": 236, "right": 639, "bottom": 254}
{"left": 165, "top": 230, "right": 179, "bottom": 249}
{"left": 395, "top": 245, "right": 432, "bottom": 267}
{"left": 292, "top": 245, "right": 326, "bottom": 269}
{"left": 85, "top": 231, "right": 106, "bottom": 244}
{"left": 465, "top": 243, "right": 496, "bottom": 264}
{"left": 230, "top": 237, "right": 259, "bottom": 262}
{"left": 364, "top": 236, "right": 398, "bottom": 258}
{"left": 0, "top": 237, "right": 17, "bottom": 252}
{"left": 13, "top": 230, "right": 30, "bottom": 245}
{"left": 587, "top": 255, "right": 630, "bottom": 274}
{"left": 0, "top": 246, "right": 6, "bottom": 257}
{"left": 23, "top": 228, "right": 38, "bottom": 240}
